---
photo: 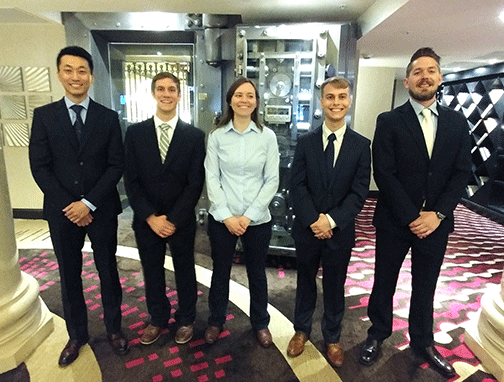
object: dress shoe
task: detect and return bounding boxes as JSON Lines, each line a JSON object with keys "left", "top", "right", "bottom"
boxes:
{"left": 108, "top": 331, "right": 129, "bottom": 355}
{"left": 256, "top": 328, "right": 273, "bottom": 348}
{"left": 204, "top": 325, "right": 222, "bottom": 344}
{"left": 412, "top": 345, "right": 456, "bottom": 378}
{"left": 287, "top": 331, "right": 308, "bottom": 357}
{"left": 58, "top": 339, "right": 85, "bottom": 367}
{"left": 360, "top": 337, "right": 382, "bottom": 366}
{"left": 327, "top": 343, "right": 344, "bottom": 367}
{"left": 175, "top": 325, "right": 194, "bottom": 344}
{"left": 140, "top": 324, "right": 163, "bottom": 345}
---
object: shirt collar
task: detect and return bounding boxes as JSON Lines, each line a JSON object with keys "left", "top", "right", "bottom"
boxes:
{"left": 322, "top": 121, "right": 346, "bottom": 142}
{"left": 224, "top": 120, "right": 260, "bottom": 134}
{"left": 154, "top": 114, "right": 178, "bottom": 130}
{"left": 64, "top": 96, "right": 90, "bottom": 110}
{"left": 409, "top": 98, "right": 438, "bottom": 117}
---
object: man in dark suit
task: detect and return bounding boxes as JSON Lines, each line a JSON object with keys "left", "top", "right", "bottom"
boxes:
{"left": 287, "top": 77, "right": 371, "bottom": 367}
{"left": 124, "top": 72, "right": 205, "bottom": 346}
{"left": 29, "top": 46, "right": 128, "bottom": 367}
{"left": 360, "top": 48, "right": 471, "bottom": 378}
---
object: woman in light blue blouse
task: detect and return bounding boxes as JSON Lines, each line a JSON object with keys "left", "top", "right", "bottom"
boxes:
{"left": 204, "top": 77, "right": 279, "bottom": 348}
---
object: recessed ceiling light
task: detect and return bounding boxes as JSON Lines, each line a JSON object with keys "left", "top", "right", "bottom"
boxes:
{"left": 500, "top": 9, "right": 504, "bottom": 22}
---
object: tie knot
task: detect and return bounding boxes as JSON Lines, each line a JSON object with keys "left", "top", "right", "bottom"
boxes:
{"left": 328, "top": 133, "right": 336, "bottom": 143}
{"left": 71, "top": 104, "right": 84, "bottom": 114}
{"left": 159, "top": 123, "right": 170, "bottom": 132}
{"left": 422, "top": 108, "right": 431, "bottom": 118}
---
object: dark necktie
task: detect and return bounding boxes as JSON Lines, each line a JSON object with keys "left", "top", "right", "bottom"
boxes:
{"left": 325, "top": 133, "right": 336, "bottom": 174}
{"left": 70, "top": 104, "right": 84, "bottom": 143}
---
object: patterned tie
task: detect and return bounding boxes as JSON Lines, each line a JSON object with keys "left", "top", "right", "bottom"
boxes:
{"left": 70, "top": 104, "right": 84, "bottom": 143}
{"left": 159, "top": 123, "right": 171, "bottom": 162}
{"left": 421, "top": 108, "right": 435, "bottom": 157}
{"left": 325, "top": 133, "right": 336, "bottom": 175}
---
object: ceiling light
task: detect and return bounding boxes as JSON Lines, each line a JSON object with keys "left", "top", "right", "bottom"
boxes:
{"left": 499, "top": 10, "right": 504, "bottom": 22}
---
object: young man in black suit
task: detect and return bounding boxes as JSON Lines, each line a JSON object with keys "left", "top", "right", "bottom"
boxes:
{"left": 360, "top": 47, "right": 471, "bottom": 378}
{"left": 287, "top": 77, "right": 371, "bottom": 367}
{"left": 29, "top": 46, "right": 128, "bottom": 367}
{"left": 124, "top": 72, "right": 205, "bottom": 346}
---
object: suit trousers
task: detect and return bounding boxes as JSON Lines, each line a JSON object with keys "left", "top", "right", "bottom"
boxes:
{"left": 48, "top": 215, "right": 122, "bottom": 342}
{"left": 133, "top": 220, "right": 198, "bottom": 327}
{"left": 294, "top": 241, "right": 352, "bottom": 344}
{"left": 207, "top": 215, "right": 271, "bottom": 331}
{"left": 367, "top": 223, "right": 450, "bottom": 348}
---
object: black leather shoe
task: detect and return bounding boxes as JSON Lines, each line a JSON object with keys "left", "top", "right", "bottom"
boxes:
{"left": 412, "top": 345, "right": 456, "bottom": 378}
{"left": 58, "top": 339, "right": 86, "bottom": 367}
{"left": 359, "top": 337, "right": 382, "bottom": 366}
{"left": 108, "top": 331, "right": 129, "bottom": 355}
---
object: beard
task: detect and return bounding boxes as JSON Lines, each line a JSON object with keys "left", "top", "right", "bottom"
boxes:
{"left": 408, "top": 81, "right": 438, "bottom": 102}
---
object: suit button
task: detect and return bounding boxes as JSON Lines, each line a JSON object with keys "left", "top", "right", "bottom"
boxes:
{"left": 80, "top": 162, "right": 84, "bottom": 166}
{"left": 74, "top": 180, "right": 78, "bottom": 185}
{"left": 428, "top": 172, "right": 432, "bottom": 176}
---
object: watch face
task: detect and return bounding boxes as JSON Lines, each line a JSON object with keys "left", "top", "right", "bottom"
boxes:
{"left": 436, "top": 212, "right": 446, "bottom": 220}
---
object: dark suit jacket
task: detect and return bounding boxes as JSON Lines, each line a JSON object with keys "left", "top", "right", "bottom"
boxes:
{"left": 29, "top": 98, "right": 124, "bottom": 221}
{"left": 291, "top": 125, "right": 371, "bottom": 253}
{"left": 124, "top": 117, "right": 205, "bottom": 230}
{"left": 372, "top": 101, "right": 472, "bottom": 234}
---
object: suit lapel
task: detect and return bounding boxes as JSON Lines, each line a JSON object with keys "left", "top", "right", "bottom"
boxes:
{"left": 80, "top": 99, "right": 98, "bottom": 152}
{"left": 329, "top": 129, "right": 353, "bottom": 189}
{"left": 311, "top": 127, "right": 329, "bottom": 188}
{"left": 56, "top": 98, "right": 79, "bottom": 150}
{"left": 163, "top": 120, "right": 186, "bottom": 168}
{"left": 400, "top": 102, "right": 430, "bottom": 160}
{"left": 431, "top": 105, "right": 449, "bottom": 162}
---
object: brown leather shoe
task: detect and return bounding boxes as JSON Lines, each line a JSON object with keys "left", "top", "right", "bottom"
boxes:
{"left": 287, "top": 331, "right": 308, "bottom": 357}
{"left": 58, "top": 339, "right": 85, "bottom": 367}
{"left": 327, "top": 343, "right": 344, "bottom": 367}
{"left": 256, "top": 328, "right": 273, "bottom": 348}
{"left": 175, "top": 325, "right": 194, "bottom": 344}
{"left": 108, "top": 331, "right": 129, "bottom": 355}
{"left": 204, "top": 325, "right": 222, "bottom": 344}
{"left": 140, "top": 324, "right": 163, "bottom": 345}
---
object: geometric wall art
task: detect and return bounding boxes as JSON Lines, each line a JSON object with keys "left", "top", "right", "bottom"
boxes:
{"left": 25, "top": 67, "right": 51, "bottom": 92}
{"left": 3, "top": 122, "right": 29, "bottom": 146}
{"left": 0, "top": 95, "right": 27, "bottom": 119}
{"left": 0, "top": 66, "right": 23, "bottom": 92}
{"left": 28, "top": 95, "right": 52, "bottom": 118}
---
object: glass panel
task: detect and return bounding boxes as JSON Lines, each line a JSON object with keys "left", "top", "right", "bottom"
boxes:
{"left": 0, "top": 66, "right": 23, "bottom": 92}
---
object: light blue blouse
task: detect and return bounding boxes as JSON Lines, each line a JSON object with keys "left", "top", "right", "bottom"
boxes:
{"left": 205, "top": 120, "right": 280, "bottom": 226}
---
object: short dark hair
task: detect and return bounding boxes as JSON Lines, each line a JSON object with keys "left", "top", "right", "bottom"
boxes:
{"left": 57, "top": 46, "right": 94, "bottom": 74}
{"left": 216, "top": 77, "right": 262, "bottom": 130}
{"left": 151, "top": 72, "right": 181, "bottom": 94}
{"left": 321, "top": 77, "right": 351, "bottom": 97}
{"left": 406, "top": 47, "right": 441, "bottom": 77}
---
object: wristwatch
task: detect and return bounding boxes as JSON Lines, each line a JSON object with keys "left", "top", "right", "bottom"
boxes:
{"left": 436, "top": 211, "right": 446, "bottom": 221}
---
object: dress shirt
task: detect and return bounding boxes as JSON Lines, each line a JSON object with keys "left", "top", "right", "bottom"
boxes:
{"left": 63, "top": 96, "right": 95, "bottom": 211}
{"left": 409, "top": 98, "right": 438, "bottom": 137}
{"left": 205, "top": 120, "right": 280, "bottom": 226}
{"left": 154, "top": 114, "right": 178, "bottom": 146}
{"left": 322, "top": 122, "right": 346, "bottom": 229}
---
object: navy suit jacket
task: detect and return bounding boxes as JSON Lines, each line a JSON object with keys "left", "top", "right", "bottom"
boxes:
{"left": 124, "top": 117, "right": 205, "bottom": 230}
{"left": 291, "top": 125, "right": 371, "bottom": 254}
{"left": 29, "top": 98, "right": 124, "bottom": 221}
{"left": 372, "top": 101, "right": 472, "bottom": 234}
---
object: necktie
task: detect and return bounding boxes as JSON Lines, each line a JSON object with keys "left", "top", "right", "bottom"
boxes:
{"left": 159, "top": 123, "right": 171, "bottom": 162}
{"left": 325, "top": 133, "right": 336, "bottom": 174}
{"left": 421, "top": 108, "right": 435, "bottom": 157}
{"left": 70, "top": 104, "right": 84, "bottom": 143}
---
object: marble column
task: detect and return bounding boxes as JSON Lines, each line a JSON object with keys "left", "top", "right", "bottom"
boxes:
{"left": 0, "top": 144, "right": 53, "bottom": 373}
{"left": 465, "top": 272, "right": 504, "bottom": 381}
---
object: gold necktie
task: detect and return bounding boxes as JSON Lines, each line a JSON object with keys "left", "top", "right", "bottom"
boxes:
{"left": 421, "top": 108, "right": 434, "bottom": 157}
{"left": 159, "top": 123, "right": 171, "bottom": 162}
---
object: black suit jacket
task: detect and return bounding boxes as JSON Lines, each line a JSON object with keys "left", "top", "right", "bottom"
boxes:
{"left": 291, "top": 125, "right": 371, "bottom": 252}
{"left": 124, "top": 117, "right": 205, "bottom": 229}
{"left": 29, "top": 98, "right": 124, "bottom": 221}
{"left": 372, "top": 101, "right": 472, "bottom": 233}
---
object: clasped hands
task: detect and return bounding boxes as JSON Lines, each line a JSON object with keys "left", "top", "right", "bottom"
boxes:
{"left": 147, "top": 214, "right": 176, "bottom": 238}
{"left": 63, "top": 201, "right": 93, "bottom": 227}
{"left": 409, "top": 211, "right": 441, "bottom": 239}
{"left": 310, "top": 213, "right": 333, "bottom": 240}
{"left": 224, "top": 216, "right": 251, "bottom": 236}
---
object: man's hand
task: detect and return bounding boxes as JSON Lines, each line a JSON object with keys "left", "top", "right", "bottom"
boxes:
{"left": 76, "top": 213, "right": 93, "bottom": 227}
{"left": 224, "top": 216, "right": 247, "bottom": 236}
{"left": 63, "top": 201, "right": 91, "bottom": 224}
{"left": 147, "top": 214, "right": 176, "bottom": 238}
{"left": 310, "top": 213, "right": 333, "bottom": 240}
{"left": 409, "top": 211, "right": 441, "bottom": 239}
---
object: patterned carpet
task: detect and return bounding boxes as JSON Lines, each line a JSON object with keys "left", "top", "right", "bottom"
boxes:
{"left": 5, "top": 198, "right": 504, "bottom": 381}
